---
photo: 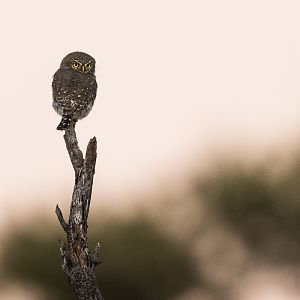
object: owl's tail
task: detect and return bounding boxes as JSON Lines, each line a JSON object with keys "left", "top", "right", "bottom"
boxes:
{"left": 56, "top": 114, "right": 73, "bottom": 130}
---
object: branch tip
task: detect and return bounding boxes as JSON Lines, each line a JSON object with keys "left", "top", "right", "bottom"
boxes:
{"left": 91, "top": 242, "right": 101, "bottom": 266}
{"left": 55, "top": 205, "right": 68, "bottom": 232}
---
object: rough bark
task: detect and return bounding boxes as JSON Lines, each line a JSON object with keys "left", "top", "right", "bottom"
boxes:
{"left": 55, "top": 123, "right": 103, "bottom": 300}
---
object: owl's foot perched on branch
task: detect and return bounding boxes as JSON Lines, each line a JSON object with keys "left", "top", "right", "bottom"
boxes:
{"left": 57, "top": 116, "right": 78, "bottom": 131}
{"left": 56, "top": 114, "right": 73, "bottom": 130}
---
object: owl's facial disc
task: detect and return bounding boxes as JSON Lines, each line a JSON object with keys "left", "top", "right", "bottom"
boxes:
{"left": 71, "top": 60, "right": 93, "bottom": 73}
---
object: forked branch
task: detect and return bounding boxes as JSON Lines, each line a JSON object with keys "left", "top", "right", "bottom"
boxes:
{"left": 55, "top": 123, "right": 103, "bottom": 300}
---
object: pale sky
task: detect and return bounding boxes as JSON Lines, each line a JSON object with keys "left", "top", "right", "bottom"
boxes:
{"left": 1, "top": 0, "right": 300, "bottom": 218}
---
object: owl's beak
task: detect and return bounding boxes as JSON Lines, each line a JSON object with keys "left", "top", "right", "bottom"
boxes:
{"left": 81, "top": 66, "right": 85, "bottom": 73}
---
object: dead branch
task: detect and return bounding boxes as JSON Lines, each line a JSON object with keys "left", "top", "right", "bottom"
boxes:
{"left": 55, "top": 123, "right": 104, "bottom": 300}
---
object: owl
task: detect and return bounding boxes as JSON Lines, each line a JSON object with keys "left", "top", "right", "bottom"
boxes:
{"left": 52, "top": 51, "right": 98, "bottom": 130}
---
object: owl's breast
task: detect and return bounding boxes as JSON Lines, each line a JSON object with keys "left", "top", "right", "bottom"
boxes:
{"left": 52, "top": 68, "right": 97, "bottom": 117}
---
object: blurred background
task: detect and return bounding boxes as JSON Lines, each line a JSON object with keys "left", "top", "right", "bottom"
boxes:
{"left": 1, "top": 0, "right": 300, "bottom": 299}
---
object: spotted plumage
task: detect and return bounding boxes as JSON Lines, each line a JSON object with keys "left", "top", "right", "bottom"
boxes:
{"left": 52, "top": 51, "right": 98, "bottom": 130}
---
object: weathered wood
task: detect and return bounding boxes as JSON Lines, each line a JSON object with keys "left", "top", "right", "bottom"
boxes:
{"left": 55, "top": 123, "right": 103, "bottom": 300}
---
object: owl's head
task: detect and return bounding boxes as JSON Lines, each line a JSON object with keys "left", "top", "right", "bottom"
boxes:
{"left": 60, "top": 51, "right": 96, "bottom": 74}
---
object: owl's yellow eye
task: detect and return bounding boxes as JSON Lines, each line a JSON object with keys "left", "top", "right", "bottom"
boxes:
{"left": 72, "top": 62, "right": 79, "bottom": 69}
{"left": 85, "top": 63, "right": 92, "bottom": 70}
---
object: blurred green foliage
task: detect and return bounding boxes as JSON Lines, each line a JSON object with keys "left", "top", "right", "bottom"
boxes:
{"left": 93, "top": 217, "right": 198, "bottom": 300}
{"left": 2, "top": 224, "right": 73, "bottom": 299}
{"left": 3, "top": 156, "right": 300, "bottom": 299}
{"left": 197, "top": 163, "right": 300, "bottom": 264}
{"left": 1, "top": 216, "right": 198, "bottom": 300}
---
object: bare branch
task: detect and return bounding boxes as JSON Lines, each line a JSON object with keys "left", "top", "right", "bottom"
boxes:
{"left": 85, "top": 137, "right": 97, "bottom": 172}
{"left": 63, "top": 122, "right": 84, "bottom": 175}
{"left": 83, "top": 137, "right": 97, "bottom": 223}
{"left": 91, "top": 242, "right": 101, "bottom": 267}
{"left": 56, "top": 126, "right": 104, "bottom": 300}
{"left": 55, "top": 205, "right": 68, "bottom": 232}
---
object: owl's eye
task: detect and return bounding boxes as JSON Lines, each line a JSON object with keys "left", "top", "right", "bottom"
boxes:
{"left": 72, "top": 62, "right": 79, "bottom": 69}
{"left": 85, "top": 63, "right": 92, "bottom": 70}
